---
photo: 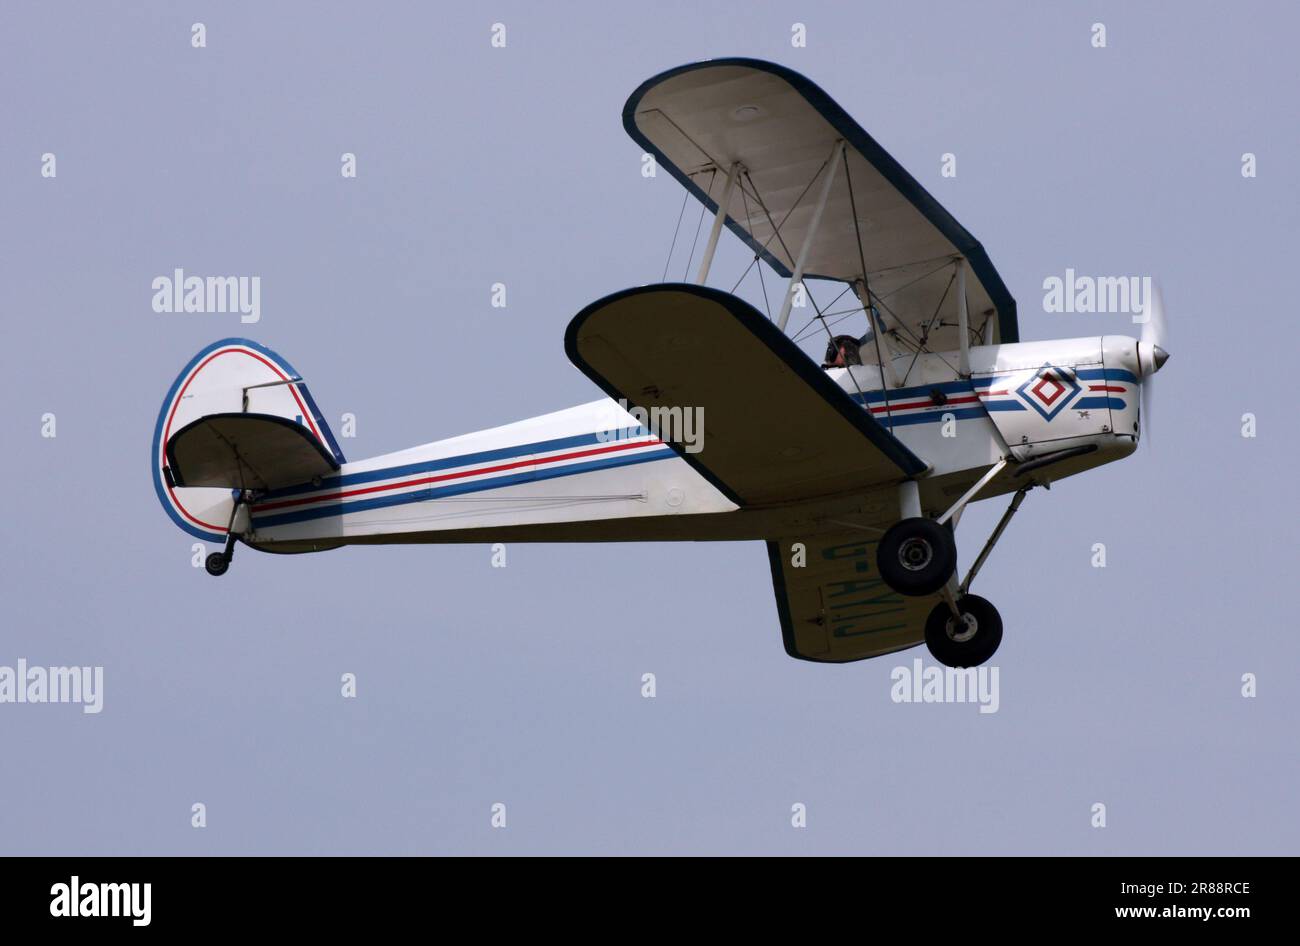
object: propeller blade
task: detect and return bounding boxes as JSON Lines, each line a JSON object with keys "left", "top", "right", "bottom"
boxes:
{"left": 1138, "top": 282, "right": 1168, "bottom": 445}
{"left": 1140, "top": 282, "right": 1167, "bottom": 353}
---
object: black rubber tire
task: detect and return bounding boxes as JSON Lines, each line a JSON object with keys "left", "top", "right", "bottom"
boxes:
{"left": 876, "top": 517, "right": 957, "bottom": 596}
{"left": 924, "top": 594, "right": 1003, "bottom": 667}
{"left": 204, "top": 552, "right": 230, "bottom": 577}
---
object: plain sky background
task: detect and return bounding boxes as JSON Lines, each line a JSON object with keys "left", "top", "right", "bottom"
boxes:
{"left": 1, "top": 1, "right": 1296, "bottom": 855}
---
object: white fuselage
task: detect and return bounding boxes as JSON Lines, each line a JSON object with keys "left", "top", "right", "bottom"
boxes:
{"left": 245, "top": 335, "right": 1144, "bottom": 552}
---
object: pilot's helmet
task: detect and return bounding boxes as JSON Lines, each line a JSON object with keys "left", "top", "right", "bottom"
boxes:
{"left": 823, "top": 334, "right": 863, "bottom": 368}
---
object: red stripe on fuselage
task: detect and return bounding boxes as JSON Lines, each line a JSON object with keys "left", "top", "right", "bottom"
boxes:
{"left": 869, "top": 393, "right": 984, "bottom": 414}
{"left": 252, "top": 438, "right": 663, "bottom": 513}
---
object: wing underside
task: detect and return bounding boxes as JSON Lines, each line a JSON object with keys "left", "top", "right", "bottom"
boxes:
{"left": 565, "top": 284, "right": 926, "bottom": 507}
{"left": 624, "top": 58, "right": 1018, "bottom": 353}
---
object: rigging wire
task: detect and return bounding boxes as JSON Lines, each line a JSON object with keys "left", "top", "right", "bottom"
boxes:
{"left": 738, "top": 180, "right": 772, "bottom": 318}
{"left": 841, "top": 148, "right": 894, "bottom": 430}
{"left": 655, "top": 147, "right": 972, "bottom": 418}
{"left": 660, "top": 187, "right": 690, "bottom": 282}
{"left": 868, "top": 287, "right": 957, "bottom": 374}
{"left": 680, "top": 168, "right": 716, "bottom": 281}
{"left": 902, "top": 269, "right": 957, "bottom": 384}
{"left": 789, "top": 258, "right": 956, "bottom": 345}
{"left": 789, "top": 283, "right": 855, "bottom": 340}
{"left": 794, "top": 306, "right": 874, "bottom": 342}
{"left": 727, "top": 164, "right": 828, "bottom": 295}
{"left": 728, "top": 153, "right": 872, "bottom": 415}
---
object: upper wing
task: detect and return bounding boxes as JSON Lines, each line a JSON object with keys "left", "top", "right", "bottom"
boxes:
{"left": 768, "top": 530, "right": 937, "bottom": 663}
{"left": 565, "top": 284, "right": 925, "bottom": 507}
{"left": 624, "top": 58, "right": 1018, "bottom": 351}
{"left": 166, "top": 413, "right": 340, "bottom": 491}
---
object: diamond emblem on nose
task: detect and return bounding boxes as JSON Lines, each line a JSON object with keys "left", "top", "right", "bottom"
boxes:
{"left": 1016, "top": 364, "right": 1081, "bottom": 420}
{"left": 1031, "top": 375, "right": 1065, "bottom": 405}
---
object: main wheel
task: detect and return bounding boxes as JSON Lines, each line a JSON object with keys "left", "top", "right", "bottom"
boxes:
{"left": 204, "top": 552, "right": 230, "bottom": 577}
{"left": 876, "top": 517, "right": 957, "bottom": 596}
{"left": 924, "top": 594, "right": 1002, "bottom": 667}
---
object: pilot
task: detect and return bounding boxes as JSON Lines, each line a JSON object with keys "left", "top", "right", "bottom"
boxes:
{"left": 823, "top": 334, "right": 863, "bottom": 369}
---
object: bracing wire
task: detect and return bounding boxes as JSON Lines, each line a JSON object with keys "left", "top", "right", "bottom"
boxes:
{"left": 681, "top": 169, "right": 716, "bottom": 281}
{"left": 841, "top": 148, "right": 894, "bottom": 429}
{"left": 738, "top": 180, "right": 772, "bottom": 319}
{"left": 661, "top": 188, "right": 690, "bottom": 282}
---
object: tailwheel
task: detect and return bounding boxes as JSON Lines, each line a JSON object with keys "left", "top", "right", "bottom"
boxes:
{"left": 924, "top": 594, "right": 1002, "bottom": 667}
{"left": 876, "top": 517, "right": 957, "bottom": 596}
{"left": 204, "top": 493, "right": 247, "bottom": 578}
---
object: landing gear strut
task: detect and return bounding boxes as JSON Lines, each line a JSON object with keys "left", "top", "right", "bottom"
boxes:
{"left": 205, "top": 491, "right": 251, "bottom": 577}
{"left": 880, "top": 477, "right": 1032, "bottom": 668}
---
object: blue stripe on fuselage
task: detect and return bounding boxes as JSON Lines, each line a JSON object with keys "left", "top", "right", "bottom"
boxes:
{"left": 251, "top": 446, "right": 675, "bottom": 528}
{"left": 1076, "top": 367, "right": 1138, "bottom": 383}
{"left": 1074, "top": 396, "right": 1127, "bottom": 409}
{"left": 259, "top": 426, "right": 652, "bottom": 500}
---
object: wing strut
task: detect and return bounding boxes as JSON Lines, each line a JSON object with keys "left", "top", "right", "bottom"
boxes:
{"left": 853, "top": 279, "right": 901, "bottom": 390}
{"left": 775, "top": 139, "right": 845, "bottom": 332}
{"left": 841, "top": 142, "right": 902, "bottom": 428}
{"left": 695, "top": 161, "right": 742, "bottom": 285}
{"left": 956, "top": 257, "right": 971, "bottom": 377}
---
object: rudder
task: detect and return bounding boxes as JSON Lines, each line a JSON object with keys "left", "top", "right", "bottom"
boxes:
{"left": 152, "top": 338, "right": 345, "bottom": 541}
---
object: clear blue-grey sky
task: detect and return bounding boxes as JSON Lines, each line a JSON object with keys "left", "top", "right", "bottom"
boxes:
{"left": 1, "top": 0, "right": 1296, "bottom": 854}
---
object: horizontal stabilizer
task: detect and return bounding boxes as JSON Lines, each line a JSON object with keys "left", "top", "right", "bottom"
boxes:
{"left": 166, "top": 413, "right": 340, "bottom": 491}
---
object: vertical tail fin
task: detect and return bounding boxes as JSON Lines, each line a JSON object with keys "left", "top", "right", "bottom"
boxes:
{"left": 152, "top": 338, "right": 344, "bottom": 540}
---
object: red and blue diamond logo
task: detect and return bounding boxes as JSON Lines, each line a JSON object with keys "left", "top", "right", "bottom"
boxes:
{"left": 1016, "top": 363, "right": 1081, "bottom": 421}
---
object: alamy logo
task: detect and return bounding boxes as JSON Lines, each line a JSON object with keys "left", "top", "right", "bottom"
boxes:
{"left": 152, "top": 268, "right": 261, "bottom": 323}
{"left": 0, "top": 659, "right": 103, "bottom": 714}
{"left": 596, "top": 398, "right": 704, "bottom": 453}
{"left": 1042, "top": 269, "right": 1152, "bottom": 322}
{"left": 50, "top": 876, "right": 151, "bottom": 926}
{"left": 890, "top": 658, "right": 999, "bottom": 714}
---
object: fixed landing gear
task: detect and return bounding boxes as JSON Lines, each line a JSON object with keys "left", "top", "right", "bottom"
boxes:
{"left": 924, "top": 594, "right": 1002, "bottom": 667}
{"left": 876, "top": 517, "right": 956, "bottom": 597}
{"left": 877, "top": 476, "right": 1033, "bottom": 667}
{"left": 205, "top": 490, "right": 252, "bottom": 578}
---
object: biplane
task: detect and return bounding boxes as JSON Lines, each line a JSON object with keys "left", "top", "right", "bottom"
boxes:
{"left": 153, "top": 59, "right": 1169, "bottom": 667}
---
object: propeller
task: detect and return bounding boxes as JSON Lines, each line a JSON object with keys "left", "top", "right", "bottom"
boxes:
{"left": 1136, "top": 283, "right": 1170, "bottom": 442}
